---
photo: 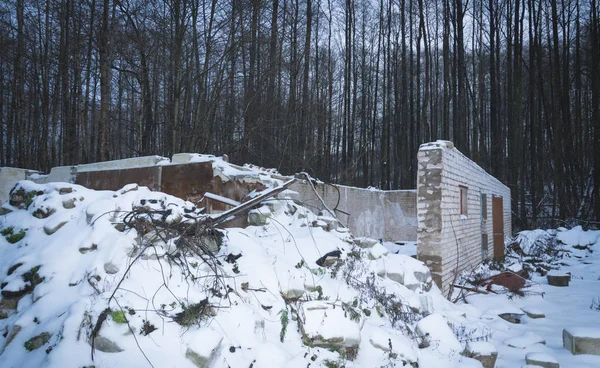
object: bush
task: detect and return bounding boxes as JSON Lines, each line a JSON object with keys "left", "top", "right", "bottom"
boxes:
{"left": 22, "top": 265, "right": 44, "bottom": 286}
{"left": 173, "top": 299, "right": 210, "bottom": 326}
{"left": 1, "top": 227, "right": 26, "bottom": 244}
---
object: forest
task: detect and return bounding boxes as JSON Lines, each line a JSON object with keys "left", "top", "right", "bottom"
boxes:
{"left": 0, "top": 0, "right": 599, "bottom": 228}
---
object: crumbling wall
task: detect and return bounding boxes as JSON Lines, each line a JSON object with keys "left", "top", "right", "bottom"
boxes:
{"left": 417, "top": 141, "right": 511, "bottom": 295}
{"left": 0, "top": 168, "right": 38, "bottom": 205}
{"left": 289, "top": 182, "right": 417, "bottom": 241}
{"left": 3, "top": 155, "right": 419, "bottom": 242}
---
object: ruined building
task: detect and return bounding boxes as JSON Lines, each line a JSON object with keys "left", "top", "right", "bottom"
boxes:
{"left": 0, "top": 141, "right": 511, "bottom": 295}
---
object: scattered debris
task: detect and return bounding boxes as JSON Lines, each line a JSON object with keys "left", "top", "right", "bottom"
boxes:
{"left": 315, "top": 250, "right": 342, "bottom": 267}
{"left": 525, "top": 352, "right": 560, "bottom": 368}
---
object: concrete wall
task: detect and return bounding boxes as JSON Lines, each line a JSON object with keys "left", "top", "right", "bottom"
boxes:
{"left": 289, "top": 181, "right": 417, "bottom": 241}
{"left": 385, "top": 190, "right": 418, "bottom": 241}
{"left": 0, "top": 168, "right": 38, "bottom": 205}
{"left": 416, "top": 141, "right": 511, "bottom": 295}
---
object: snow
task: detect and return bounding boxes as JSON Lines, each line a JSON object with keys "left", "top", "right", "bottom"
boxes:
{"left": 557, "top": 226, "right": 600, "bottom": 247}
{"left": 504, "top": 332, "right": 546, "bottom": 349}
{"left": 463, "top": 225, "right": 600, "bottom": 368}
{"left": 2, "top": 178, "right": 456, "bottom": 368}
{"left": 2, "top": 173, "right": 600, "bottom": 368}
{"left": 301, "top": 301, "right": 361, "bottom": 347}
{"left": 525, "top": 352, "right": 558, "bottom": 363}
{"left": 514, "top": 229, "right": 553, "bottom": 255}
{"left": 467, "top": 341, "right": 497, "bottom": 355}
{"left": 368, "top": 242, "right": 389, "bottom": 259}
{"left": 416, "top": 313, "right": 462, "bottom": 355}
{"left": 546, "top": 270, "right": 568, "bottom": 277}
{"left": 383, "top": 240, "right": 417, "bottom": 257}
{"left": 184, "top": 328, "right": 223, "bottom": 359}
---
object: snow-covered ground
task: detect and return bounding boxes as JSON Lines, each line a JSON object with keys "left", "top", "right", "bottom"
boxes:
{"left": 463, "top": 227, "right": 600, "bottom": 368}
{"left": 1, "top": 169, "right": 599, "bottom": 368}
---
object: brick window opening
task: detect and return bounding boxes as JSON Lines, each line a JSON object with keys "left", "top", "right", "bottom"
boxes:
{"left": 459, "top": 185, "right": 468, "bottom": 216}
{"left": 482, "top": 233, "right": 488, "bottom": 257}
{"left": 481, "top": 193, "right": 487, "bottom": 220}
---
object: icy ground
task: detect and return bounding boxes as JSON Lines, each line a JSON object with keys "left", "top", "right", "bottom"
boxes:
{"left": 0, "top": 173, "right": 599, "bottom": 367}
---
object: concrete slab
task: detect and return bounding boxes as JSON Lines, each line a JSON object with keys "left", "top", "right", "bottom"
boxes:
{"left": 30, "top": 166, "right": 74, "bottom": 184}
{"left": 525, "top": 352, "right": 559, "bottom": 368}
{"left": 563, "top": 327, "right": 600, "bottom": 355}
{"left": 77, "top": 156, "right": 167, "bottom": 172}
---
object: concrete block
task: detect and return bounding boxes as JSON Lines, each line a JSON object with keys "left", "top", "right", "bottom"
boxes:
{"left": 463, "top": 341, "right": 498, "bottom": 368}
{"left": 563, "top": 327, "right": 600, "bottom": 355}
{"left": 31, "top": 166, "right": 74, "bottom": 184}
{"left": 521, "top": 307, "right": 545, "bottom": 319}
{"left": 547, "top": 271, "right": 570, "bottom": 287}
{"left": 525, "top": 352, "right": 559, "bottom": 368}
{"left": 171, "top": 153, "right": 197, "bottom": 164}
{"left": 0, "top": 167, "right": 35, "bottom": 205}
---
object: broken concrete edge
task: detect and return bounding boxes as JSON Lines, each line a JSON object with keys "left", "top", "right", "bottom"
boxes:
{"left": 0, "top": 168, "right": 40, "bottom": 207}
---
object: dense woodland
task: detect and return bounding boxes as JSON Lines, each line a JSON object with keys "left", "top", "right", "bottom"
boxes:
{"left": 0, "top": 0, "right": 599, "bottom": 228}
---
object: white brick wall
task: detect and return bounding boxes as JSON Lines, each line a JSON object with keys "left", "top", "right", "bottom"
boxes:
{"left": 417, "top": 141, "right": 511, "bottom": 296}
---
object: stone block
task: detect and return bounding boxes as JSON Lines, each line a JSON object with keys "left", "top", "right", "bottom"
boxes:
{"left": 184, "top": 328, "right": 223, "bottom": 368}
{"left": 521, "top": 307, "right": 545, "bottom": 319}
{"left": 547, "top": 271, "right": 570, "bottom": 287}
{"left": 498, "top": 312, "right": 525, "bottom": 324}
{"left": 563, "top": 327, "right": 600, "bottom": 355}
{"left": 300, "top": 301, "right": 361, "bottom": 350}
{"left": 525, "top": 352, "right": 559, "bottom": 368}
{"left": 89, "top": 335, "right": 124, "bottom": 353}
{"left": 463, "top": 341, "right": 498, "bottom": 368}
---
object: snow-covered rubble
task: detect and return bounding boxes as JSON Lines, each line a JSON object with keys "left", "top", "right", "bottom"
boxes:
{"left": 457, "top": 226, "right": 600, "bottom": 367}
{"left": 2, "top": 166, "right": 600, "bottom": 368}
{"left": 0, "top": 177, "right": 486, "bottom": 368}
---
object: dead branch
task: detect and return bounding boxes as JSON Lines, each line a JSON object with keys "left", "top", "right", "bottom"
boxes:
{"left": 452, "top": 284, "right": 491, "bottom": 295}
{"left": 90, "top": 307, "right": 110, "bottom": 361}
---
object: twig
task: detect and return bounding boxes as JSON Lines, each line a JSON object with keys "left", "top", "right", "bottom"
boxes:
{"left": 300, "top": 172, "right": 348, "bottom": 229}
{"left": 452, "top": 284, "right": 491, "bottom": 295}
